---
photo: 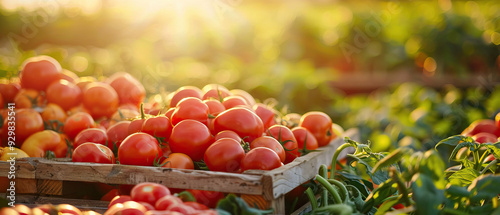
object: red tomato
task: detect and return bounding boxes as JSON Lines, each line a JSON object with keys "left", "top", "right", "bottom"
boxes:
{"left": 496, "top": 112, "right": 500, "bottom": 128}
{"left": 253, "top": 104, "right": 276, "bottom": 130}
{"left": 213, "top": 107, "right": 264, "bottom": 143}
{"left": 169, "top": 86, "right": 203, "bottom": 108}
{"left": 160, "top": 153, "right": 194, "bottom": 169}
{"left": 201, "top": 84, "right": 229, "bottom": 92}
{"left": 131, "top": 182, "right": 171, "bottom": 206}
{"left": 139, "top": 202, "right": 156, "bottom": 211}
{"left": 299, "top": 112, "right": 333, "bottom": 147}
{"left": 229, "top": 89, "right": 256, "bottom": 107}
{"left": 20, "top": 130, "right": 63, "bottom": 158}
{"left": 76, "top": 76, "right": 97, "bottom": 91}
{"left": 222, "top": 96, "right": 249, "bottom": 109}
{"left": 169, "top": 120, "right": 213, "bottom": 161}
{"left": 34, "top": 204, "right": 82, "bottom": 215}
{"left": 60, "top": 69, "right": 79, "bottom": 83}
{"left": 72, "top": 142, "right": 115, "bottom": 164}
{"left": 485, "top": 154, "right": 496, "bottom": 162}
{"left": 41, "top": 103, "right": 67, "bottom": 132}
{"left": 183, "top": 202, "right": 209, "bottom": 210}
{"left": 1, "top": 207, "right": 19, "bottom": 215}
{"left": 164, "top": 108, "right": 175, "bottom": 119}
{"left": 462, "top": 119, "right": 500, "bottom": 137}
{"left": 118, "top": 133, "right": 163, "bottom": 166}
{"left": 13, "top": 88, "right": 44, "bottom": 109}
{"left": 155, "top": 195, "right": 183, "bottom": 210}
{"left": 105, "top": 201, "right": 147, "bottom": 215}
{"left": 109, "top": 195, "right": 133, "bottom": 208}
{"left": 171, "top": 97, "right": 209, "bottom": 126}
{"left": 250, "top": 136, "right": 285, "bottom": 163}
{"left": 107, "top": 72, "right": 146, "bottom": 108}
{"left": 101, "top": 189, "right": 120, "bottom": 201}
{"left": 83, "top": 82, "right": 119, "bottom": 119}
{"left": 292, "top": 127, "right": 319, "bottom": 151}
{"left": 46, "top": 79, "right": 82, "bottom": 111}
{"left": 214, "top": 130, "right": 242, "bottom": 142}
{"left": 141, "top": 116, "right": 172, "bottom": 142}
{"left": 267, "top": 125, "right": 299, "bottom": 163}
{"left": 203, "top": 99, "right": 226, "bottom": 116}
{"left": 74, "top": 128, "right": 108, "bottom": 149}
{"left": 0, "top": 81, "right": 20, "bottom": 102}
{"left": 186, "top": 189, "right": 224, "bottom": 209}
{"left": 107, "top": 121, "right": 131, "bottom": 149}
{"left": 167, "top": 204, "right": 196, "bottom": 214}
{"left": 241, "top": 147, "right": 282, "bottom": 172}
{"left": 63, "top": 112, "right": 96, "bottom": 140}
{"left": 20, "top": 55, "right": 62, "bottom": 91}
{"left": 204, "top": 138, "right": 245, "bottom": 173}
{"left": 472, "top": 132, "right": 498, "bottom": 144}
{"left": 13, "top": 204, "right": 32, "bottom": 215}
{"left": 202, "top": 88, "right": 231, "bottom": 101}
{"left": 2, "top": 108, "right": 44, "bottom": 147}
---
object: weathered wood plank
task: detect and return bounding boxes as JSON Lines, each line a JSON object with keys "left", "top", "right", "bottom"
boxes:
{"left": 0, "top": 158, "right": 37, "bottom": 178}
{"left": 16, "top": 195, "right": 108, "bottom": 213}
{"left": 37, "top": 179, "right": 63, "bottom": 195}
{"left": 35, "top": 162, "right": 264, "bottom": 195}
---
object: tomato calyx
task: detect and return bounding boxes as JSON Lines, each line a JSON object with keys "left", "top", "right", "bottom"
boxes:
{"left": 153, "top": 153, "right": 164, "bottom": 167}
{"left": 269, "top": 128, "right": 297, "bottom": 152}
{"left": 65, "top": 138, "right": 73, "bottom": 158}
{"left": 298, "top": 133, "right": 320, "bottom": 156}
{"left": 44, "top": 150, "right": 56, "bottom": 160}
{"left": 194, "top": 160, "right": 209, "bottom": 170}
{"left": 176, "top": 190, "right": 197, "bottom": 202}
{"left": 208, "top": 113, "right": 216, "bottom": 119}
{"left": 44, "top": 119, "right": 64, "bottom": 133}
{"left": 240, "top": 136, "right": 251, "bottom": 152}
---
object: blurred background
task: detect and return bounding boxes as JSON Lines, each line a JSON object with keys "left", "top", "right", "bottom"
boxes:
{"left": 0, "top": 0, "right": 499, "bottom": 151}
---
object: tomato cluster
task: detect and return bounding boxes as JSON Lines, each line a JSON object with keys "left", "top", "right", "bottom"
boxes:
{"left": 458, "top": 115, "right": 500, "bottom": 161}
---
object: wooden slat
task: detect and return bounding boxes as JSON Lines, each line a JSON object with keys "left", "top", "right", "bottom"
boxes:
{"left": 16, "top": 178, "right": 37, "bottom": 194}
{"left": 0, "top": 158, "right": 37, "bottom": 178}
{"left": 16, "top": 195, "right": 108, "bottom": 213}
{"left": 35, "top": 162, "right": 264, "bottom": 195}
{"left": 265, "top": 128, "right": 359, "bottom": 199}
{"left": 37, "top": 179, "right": 63, "bottom": 195}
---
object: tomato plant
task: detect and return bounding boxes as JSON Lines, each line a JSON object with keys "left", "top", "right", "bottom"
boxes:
{"left": 118, "top": 132, "right": 163, "bottom": 166}
{"left": 204, "top": 138, "right": 245, "bottom": 173}
{"left": 169, "top": 119, "right": 213, "bottom": 161}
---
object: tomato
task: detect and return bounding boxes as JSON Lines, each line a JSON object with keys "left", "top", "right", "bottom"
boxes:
{"left": 41, "top": 103, "right": 67, "bottom": 131}
{"left": 167, "top": 204, "right": 196, "bottom": 214}
{"left": 83, "top": 82, "right": 119, "bottom": 119}
{"left": 63, "top": 112, "right": 96, "bottom": 140}
{"left": 111, "top": 109, "right": 140, "bottom": 122}
{"left": 202, "top": 88, "right": 231, "bottom": 101}
{"left": 183, "top": 202, "right": 209, "bottom": 210}
{"left": 13, "top": 204, "right": 32, "bottom": 215}
{"left": 20, "top": 130, "right": 67, "bottom": 158}
{"left": 13, "top": 88, "right": 44, "bottom": 108}
{"left": 2, "top": 108, "right": 44, "bottom": 147}
{"left": 201, "top": 84, "right": 229, "bottom": 93}
{"left": 0, "top": 207, "right": 20, "bottom": 215}
{"left": 241, "top": 147, "right": 282, "bottom": 172}
{"left": 169, "top": 120, "right": 213, "bottom": 161}
{"left": 203, "top": 99, "right": 225, "bottom": 116}
{"left": 0, "top": 93, "right": 3, "bottom": 109}
{"left": 159, "top": 153, "right": 194, "bottom": 169}
{"left": 155, "top": 195, "right": 183, "bottom": 210}
{"left": 186, "top": 189, "right": 224, "bottom": 209}
{"left": 485, "top": 154, "right": 496, "bottom": 162}
{"left": 213, "top": 107, "right": 264, "bottom": 143}
{"left": 76, "top": 76, "right": 97, "bottom": 91}
{"left": 204, "top": 138, "right": 245, "bottom": 173}
{"left": 171, "top": 97, "right": 209, "bottom": 126}
{"left": 141, "top": 116, "right": 172, "bottom": 143}
{"left": 250, "top": 136, "right": 285, "bottom": 163}
{"left": 101, "top": 189, "right": 120, "bottom": 201}
{"left": 73, "top": 128, "right": 108, "bottom": 149}
{"left": 392, "top": 203, "right": 405, "bottom": 209}
{"left": 109, "top": 195, "right": 133, "bottom": 208}
{"left": 292, "top": 127, "right": 319, "bottom": 152}
{"left": 299, "top": 112, "right": 333, "bottom": 147}
{"left": 60, "top": 69, "right": 79, "bottom": 83}
{"left": 164, "top": 108, "right": 175, "bottom": 119}
{"left": 67, "top": 104, "right": 90, "bottom": 116}
{"left": 46, "top": 79, "right": 82, "bottom": 111}
{"left": 222, "top": 96, "right": 249, "bottom": 109}
{"left": 72, "top": 142, "right": 115, "bottom": 164}
{"left": 105, "top": 201, "right": 147, "bottom": 215}
{"left": 107, "top": 72, "right": 146, "bottom": 108}
{"left": 34, "top": 204, "right": 82, "bottom": 215}
{"left": 253, "top": 104, "right": 276, "bottom": 130}
{"left": 0, "top": 147, "right": 29, "bottom": 161}
{"left": 267, "top": 125, "right": 299, "bottom": 163}
{"left": 214, "top": 130, "right": 242, "bottom": 142}
{"left": 20, "top": 55, "right": 62, "bottom": 91}
{"left": 462, "top": 119, "right": 500, "bottom": 137}
{"left": 229, "top": 89, "right": 256, "bottom": 107}
{"left": 131, "top": 182, "right": 171, "bottom": 206}
{"left": 496, "top": 112, "right": 500, "bottom": 128}
{"left": 107, "top": 121, "right": 131, "bottom": 149}
{"left": 169, "top": 86, "right": 203, "bottom": 108}
{"left": 472, "top": 132, "right": 498, "bottom": 144}
{"left": 118, "top": 133, "right": 163, "bottom": 166}
{"left": 0, "top": 81, "right": 20, "bottom": 103}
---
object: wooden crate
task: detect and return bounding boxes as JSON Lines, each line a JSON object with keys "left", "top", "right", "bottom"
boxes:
{"left": 0, "top": 128, "right": 358, "bottom": 214}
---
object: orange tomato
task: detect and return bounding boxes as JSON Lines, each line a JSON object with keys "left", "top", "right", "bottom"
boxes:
{"left": 82, "top": 82, "right": 119, "bottom": 119}
{"left": 19, "top": 55, "right": 62, "bottom": 91}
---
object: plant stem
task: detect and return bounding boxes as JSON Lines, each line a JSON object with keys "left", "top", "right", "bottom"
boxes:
{"left": 319, "top": 164, "right": 329, "bottom": 207}
{"left": 316, "top": 174, "right": 342, "bottom": 204}
{"left": 327, "top": 178, "right": 349, "bottom": 203}
{"left": 480, "top": 159, "right": 498, "bottom": 175}
{"left": 389, "top": 167, "right": 411, "bottom": 206}
{"left": 305, "top": 187, "right": 318, "bottom": 210}
{"left": 330, "top": 143, "right": 352, "bottom": 179}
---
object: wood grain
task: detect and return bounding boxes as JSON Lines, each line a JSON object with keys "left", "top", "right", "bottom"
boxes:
{"left": 16, "top": 195, "right": 108, "bottom": 213}
{"left": 0, "top": 158, "right": 37, "bottom": 178}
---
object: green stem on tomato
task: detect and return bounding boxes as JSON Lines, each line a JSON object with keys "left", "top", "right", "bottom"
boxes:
{"left": 330, "top": 143, "right": 352, "bottom": 179}
{"left": 480, "top": 159, "right": 498, "bottom": 175}
{"left": 319, "top": 164, "right": 329, "bottom": 207}
{"left": 389, "top": 167, "right": 411, "bottom": 206}
{"left": 315, "top": 174, "right": 342, "bottom": 204}
{"left": 473, "top": 146, "right": 481, "bottom": 171}
{"left": 305, "top": 187, "right": 318, "bottom": 210}
{"left": 140, "top": 103, "right": 146, "bottom": 119}
{"left": 327, "top": 179, "right": 349, "bottom": 203}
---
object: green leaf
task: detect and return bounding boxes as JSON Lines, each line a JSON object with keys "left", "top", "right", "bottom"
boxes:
{"left": 216, "top": 194, "right": 274, "bottom": 215}
{"left": 348, "top": 154, "right": 390, "bottom": 185}
{"left": 372, "top": 147, "right": 411, "bottom": 174}
{"left": 374, "top": 197, "right": 400, "bottom": 215}
{"left": 448, "top": 168, "right": 480, "bottom": 187}
{"left": 468, "top": 174, "right": 500, "bottom": 203}
{"left": 483, "top": 144, "right": 500, "bottom": 159}
{"left": 411, "top": 174, "right": 444, "bottom": 215}
{"left": 445, "top": 185, "right": 471, "bottom": 198}
{"left": 435, "top": 135, "right": 472, "bottom": 149}
{"left": 419, "top": 150, "right": 447, "bottom": 189}
{"left": 449, "top": 141, "right": 476, "bottom": 162}
{"left": 362, "top": 180, "right": 398, "bottom": 213}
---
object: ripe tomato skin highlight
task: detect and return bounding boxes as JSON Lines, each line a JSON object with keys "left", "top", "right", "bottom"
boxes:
{"left": 267, "top": 125, "right": 299, "bottom": 163}
{"left": 160, "top": 153, "right": 194, "bottom": 170}
{"left": 299, "top": 111, "right": 333, "bottom": 147}
{"left": 83, "top": 82, "right": 119, "bottom": 119}
{"left": 109, "top": 195, "right": 132, "bottom": 208}
{"left": 222, "top": 96, "right": 249, "bottom": 109}
{"left": 46, "top": 79, "right": 82, "bottom": 111}
{"left": 241, "top": 147, "right": 282, "bottom": 172}
{"left": 130, "top": 182, "right": 171, "bottom": 206}
{"left": 107, "top": 72, "right": 146, "bottom": 108}
{"left": 155, "top": 195, "right": 183, "bottom": 210}
{"left": 0, "top": 81, "right": 20, "bottom": 102}
{"left": 72, "top": 142, "right": 115, "bottom": 164}
{"left": 250, "top": 136, "right": 286, "bottom": 163}
{"left": 462, "top": 119, "right": 500, "bottom": 137}
{"left": 186, "top": 189, "right": 224, "bottom": 209}
{"left": 202, "top": 88, "right": 231, "bottom": 101}
{"left": 292, "top": 127, "right": 319, "bottom": 151}
{"left": 213, "top": 107, "right": 264, "bottom": 143}
{"left": 169, "top": 120, "right": 213, "bottom": 161}
{"left": 20, "top": 130, "right": 62, "bottom": 157}
{"left": 472, "top": 132, "right": 498, "bottom": 144}
{"left": 2, "top": 108, "right": 44, "bottom": 147}
{"left": 118, "top": 133, "right": 163, "bottom": 166}
{"left": 203, "top": 99, "right": 226, "bottom": 116}
{"left": 107, "top": 121, "right": 131, "bottom": 149}
{"left": 63, "top": 112, "right": 96, "bottom": 140}
{"left": 20, "top": 55, "right": 62, "bottom": 91}
{"left": 171, "top": 97, "right": 209, "bottom": 126}
{"left": 141, "top": 116, "right": 172, "bottom": 142}
{"left": 204, "top": 138, "right": 245, "bottom": 173}
{"left": 253, "top": 104, "right": 276, "bottom": 130}
{"left": 214, "top": 130, "right": 242, "bottom": 142}
{"left": 169, "top": 86, "right": 203, "bottom": 108}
